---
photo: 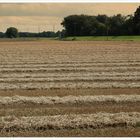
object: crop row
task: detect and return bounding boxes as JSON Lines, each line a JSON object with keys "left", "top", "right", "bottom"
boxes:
{"left": 0, "top": 95, "right": 140, "bottom": 106}
{"left": 0, "top": 112, "right": 140, "bottom": 131}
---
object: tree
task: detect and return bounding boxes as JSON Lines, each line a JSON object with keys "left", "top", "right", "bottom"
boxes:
{"left": 5, "top": 27, "right": 18, "bottom": 38}
{"left": 0, "top": 32, "right": 5, "bottom": 38}
{"left": 133, "top": 6, "right": 140, "bottom": 34}
{"left": 60, "top": 29, "right": 66, "bottom": 38}
{"left": 108, "top": 14, "right": 126, "bottom": 35}
{"left": 96, "top": 15, "right": 109, "bottom": 24}
{"left": 122, "top": 15, "right": 134, "bottom": 35}
{"left": 61, "top": 15, "right": 97, "bottom": 36}
{"left": 62, "top": 14, "right": 128, "bottom": 36}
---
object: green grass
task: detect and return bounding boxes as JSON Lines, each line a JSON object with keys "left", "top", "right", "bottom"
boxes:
{"left": 62, "top": 36, "right": 140, "bottom": 41}
{"left": 1, "top": 36, "right": 140, "bottom": 41}
{"left": 0, "top": 37, "right": 58, "bottom": 41}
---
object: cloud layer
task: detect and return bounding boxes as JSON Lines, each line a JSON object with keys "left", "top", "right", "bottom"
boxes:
{"left": 0, "top": 3, "right": 139, "bottom": 16}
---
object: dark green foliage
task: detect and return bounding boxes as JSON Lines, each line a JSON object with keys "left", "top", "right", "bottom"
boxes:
{"left": 133, "top": 6, "right": 140, "bottom": 34}
{"left": 19, "top": 31, "right": 58, "bottom": 38}
{"left": 61, "top": 15, "right": 100, "bottom": 36}
{"left": 61, "top": 6, "right": 140, "bottom": 36}
{"left": 108, "top": 14, "right": 126, "bottom": 35}
{"left": 0, "top": 32, "right": 5, "bottom": 38}
{"left": 5, "top": 27, "right": 18, "bottom": 38}
{"left": 61, "top": 14, "right": 129, "bottom": 36}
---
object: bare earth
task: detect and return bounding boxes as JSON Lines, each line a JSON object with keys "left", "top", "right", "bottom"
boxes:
{"left": 0, "top": 41, "right": 140, "bottom": 137}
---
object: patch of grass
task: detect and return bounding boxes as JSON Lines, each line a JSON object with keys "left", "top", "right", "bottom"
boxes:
{"left": 1, "top": 36, "right": 140, "bottom": 42}
{"left": 0, "top": 37, "right": 58, "bottom": 42}
{"left": 63, "top": 36, "right": 140, "bottom": 41}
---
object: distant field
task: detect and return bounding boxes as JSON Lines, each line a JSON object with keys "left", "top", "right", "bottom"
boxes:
{"left": 0, "top": 40, "right": 140, "bottom": 136}
{"left": 63, "top": 36, "right": 140, "bottom": 41}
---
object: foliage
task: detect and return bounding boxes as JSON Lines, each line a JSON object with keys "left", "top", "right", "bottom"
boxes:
{"left": 19, "top": 31, "right": 59, "bottom": 38}
{"left": 61, "top": 6, "right": 140, "bottom": 36}
{"left": 5, "top": 27, "right": 19, "bottom": 38}
{"left": 0, "top": 32, "right": 5, "bottom": 38}
{"left": 133, "top": 6, "right": 140, "bottom": 34}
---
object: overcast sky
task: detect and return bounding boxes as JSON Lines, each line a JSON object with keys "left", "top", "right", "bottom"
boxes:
{"left": 0, "top": 3, "right": 139, "bottom": 32}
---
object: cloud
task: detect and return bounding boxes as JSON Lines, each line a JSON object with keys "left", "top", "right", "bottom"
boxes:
{"left": 0, "top": 3, "right": 139, "bottom": 17}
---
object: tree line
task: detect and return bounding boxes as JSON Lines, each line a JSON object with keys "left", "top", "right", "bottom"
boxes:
{"left": 61, "top": 6, "right": 140, "bottom": 36}
{"left": 0, "top": 27, "right": 61, "bottom": 38}
{"left": 1, "top": 5, "right": 140, "bottom": 38}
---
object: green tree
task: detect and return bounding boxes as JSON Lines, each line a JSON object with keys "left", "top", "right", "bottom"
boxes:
{"left": 108, "top": 14, "right": 126, "bottom": 35}
{"left": 122, "top": 15, "right": 134, "bottom": 35}
{"left": 133, "top": 6, "right": 140, "bottom": 34}
{"left": 61, "top": 15, "right": 97, "bottom": 36}
{"left": 5, "top": 27, "right": 18, "bottom": 38}
{"left": 96, "top": 15, "right": 109, "bottom": 24}
{"left": 61, "top": 14, "right": 126, "bottom": 36}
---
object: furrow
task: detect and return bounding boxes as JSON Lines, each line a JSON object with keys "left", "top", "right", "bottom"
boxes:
{"left": 0, "top": 67, "right": 140, "bottom": 73}
{"left": 0, "top": 81, "right": 140, "bottom": 89}
{"left": 0, "top": 112, "right": 140, "bottom": 131}
{"left": 1, "top": 62, "right": 140, "bottom": 68}
{"left": 0, "top": 71, "right": 140, "bottom": 78}
{"left": 0, "top": 77, "right": 140, "bottom": 83}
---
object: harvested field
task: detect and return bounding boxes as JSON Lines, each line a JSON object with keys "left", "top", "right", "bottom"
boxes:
{"left": 0, "top": 41, "right": 140, "bottom": 136}
{"left": 1, "top": 41, "right": 140, "bottom": 89}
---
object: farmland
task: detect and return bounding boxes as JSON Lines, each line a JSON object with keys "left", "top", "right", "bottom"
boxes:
{"left": 0, "top": 40, "right": 140, "bottom": 136}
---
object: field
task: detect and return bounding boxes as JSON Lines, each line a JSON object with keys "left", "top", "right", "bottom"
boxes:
{"left": 0, "top": 40, "right": 140, "bottom": 136}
